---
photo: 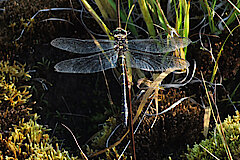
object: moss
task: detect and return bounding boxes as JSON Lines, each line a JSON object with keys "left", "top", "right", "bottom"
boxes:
{"left": 0, "top": 113, "right": 78, "bottom": 159}
{"left": 0, "top": 60, "right": 32, "bottom": 137}
{"left": 185, "top": 111, "right": 240, "bottom": 160}
{"left": 90, "top": 117, "right": 117, "bottom": 148}
{"left": 0, "top": 60, "right": 78, "bottom": 159}
{"left": 0, "top": 60, "right": 31, "bottom": 107}
{"left": 85, "top": 117, "right": 129, "bottom": 159}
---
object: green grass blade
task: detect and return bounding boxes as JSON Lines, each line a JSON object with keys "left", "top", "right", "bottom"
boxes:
{"left": 211, "top": 25, "right": 240, "bottom": 83}
{"left": 138, "top": 0, "right": 156, "bottom": 37}
{"left": 155, "top": 0, "right": 170, "bottom": 33}
{"left": 230, "top": 81, "right": 240, "bottom": 98}
{"left": 226, "top": 0, "right": 240, "bottom": 26}
{"left": 177, "top": 0, "right": 183, "bottom": 32}
{"left": 146, "top": 0, "right": 160, "bottom": 25}
{"left": 80, "top": 0, "right": 112, "bottom": 39}
{"left": 182, "top": 0, "right": 190, "bottom": 58}
{"left": 203, "top": 0, "right": 218, "bottom": 33}
{"left": 124, "top": 3, "right": 136, "bottom": 32}
{"left": 107, "top": 0, "right": 138, "bottom": 36}
{"left": 95, "top": 0, "right": 116, "bottom": 20}
{"left": 171, "top": 0, "right": 190, "bottom": 59}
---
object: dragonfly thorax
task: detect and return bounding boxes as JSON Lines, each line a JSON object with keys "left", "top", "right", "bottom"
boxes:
{"left": 113, "top": 27, "right": 128, "bottom": 52}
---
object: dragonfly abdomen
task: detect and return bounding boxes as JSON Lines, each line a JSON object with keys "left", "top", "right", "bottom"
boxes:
{"left": 118, "top": 52, "right": 128, "bottom": 126}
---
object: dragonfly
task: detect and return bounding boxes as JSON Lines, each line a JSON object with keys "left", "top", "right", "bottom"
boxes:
{"left": 51, "top": 27, "right": 191, "bottom": 126}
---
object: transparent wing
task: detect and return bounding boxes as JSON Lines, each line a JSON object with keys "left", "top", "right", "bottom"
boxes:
{"left": 129, "top": 51, "right": 190, "bottom": 71}
{"left": 51, "top": 38, "right": 115, "bottom": 54}
{"left": 54, "top": 51, "right": 118, "bottom": 73}
{"left": 128, "top": 37, "right": 191, "bottom": 53}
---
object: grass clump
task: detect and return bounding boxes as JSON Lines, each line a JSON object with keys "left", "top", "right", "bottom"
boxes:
{"left": 185, "top": 110, "right": 240, "bottom": 160}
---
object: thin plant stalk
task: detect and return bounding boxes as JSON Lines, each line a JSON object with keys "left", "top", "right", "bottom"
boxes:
{"left": 201, "top": 72, "right": 233, "bottom": 160}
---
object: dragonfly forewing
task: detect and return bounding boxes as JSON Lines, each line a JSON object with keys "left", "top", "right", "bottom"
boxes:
{"left": 129, "top": 51, "right": 190, "bottom": 71}
{"left": 51, "top": 38, "right": 115, "bottom": 54}
{"left": 128, "top": 37, "right": 191, "bottom": 53}
{"left": 54, "top": 51, "right": 118, "bottom": 73}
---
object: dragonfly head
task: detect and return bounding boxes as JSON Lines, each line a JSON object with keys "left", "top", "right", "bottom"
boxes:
{"left": 113, "top": 27, "right": 128, "bottom": 40}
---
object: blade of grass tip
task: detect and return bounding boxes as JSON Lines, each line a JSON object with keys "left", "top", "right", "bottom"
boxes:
{"left": 124, "top": 3, "right": 135, "bottom": 30}
{"left": 125, "top": 0, "right": 138, "bottom": 34}
{"left": 210, "top": 25, "right": 240, "bottom": 83}
{"left": 138, "top": 0, "right": 156, "bottom": 37}
{"left": 80, "top": 0, "right": 112, "bottom": 39}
